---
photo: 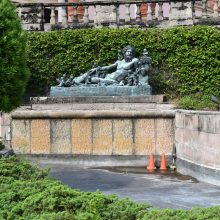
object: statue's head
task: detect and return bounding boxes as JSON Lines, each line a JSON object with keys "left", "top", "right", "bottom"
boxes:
{"left": 123, "top": 45, "right": 135, "bottom": 62}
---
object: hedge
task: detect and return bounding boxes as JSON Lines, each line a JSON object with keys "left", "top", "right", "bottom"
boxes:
{"left": 0, "top": 0, "right": 29, "bottom": 112}
{"left": 1, "top": 157, "right": 220, "bottom": 219}
{"left": 26, "top": 26, "right": 220, "bottom": 97}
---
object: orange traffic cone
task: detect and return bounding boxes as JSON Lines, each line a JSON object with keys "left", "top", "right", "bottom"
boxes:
{"left": 160, "top": 153, "right": 167, "bottom": 171}
{"left": 147, "top": 153, "right": 156, "bottom": 171}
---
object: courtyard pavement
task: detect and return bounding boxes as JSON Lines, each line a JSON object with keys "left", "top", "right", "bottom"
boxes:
{"left": 46, "top": 164, "right": 220, "bottom": 210}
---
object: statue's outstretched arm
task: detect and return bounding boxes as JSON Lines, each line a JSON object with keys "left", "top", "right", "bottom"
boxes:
{"left": 100, "top": 62, "right": 117, "bottom": 72}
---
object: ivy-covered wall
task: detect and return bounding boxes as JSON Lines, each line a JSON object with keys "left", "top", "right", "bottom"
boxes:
{"left": 26, "top": 26, "right": 220, "bottom": 97}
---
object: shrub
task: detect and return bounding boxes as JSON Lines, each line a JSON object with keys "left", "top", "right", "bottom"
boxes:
{"left": 26, "top": 26, "right": 220, "bottom": 98}
{"left": 1, "top": 157, "right": 220, "bottom": 219}
{"left": 0, "top": 0, "right": 29, "bottom": 112}
{"left": 0, "top": 157, "right": 148, "bottom": 220}
{"left": 178, "top": 94, "right": 218, "bottom": 110}
{"left": 0, "top": 141, "right": 5, "bottom": 151}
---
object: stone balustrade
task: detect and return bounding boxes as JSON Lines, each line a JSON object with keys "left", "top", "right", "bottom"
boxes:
{"left": 14, "top": 0, "right": 220, "bottom": 31}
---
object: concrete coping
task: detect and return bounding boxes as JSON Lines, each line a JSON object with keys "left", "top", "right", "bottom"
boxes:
{"left": 176, "top": 109, "right": 220, "bottom": 115}
{"left": 11, "top": 109, "right": 176, "bottom": 119}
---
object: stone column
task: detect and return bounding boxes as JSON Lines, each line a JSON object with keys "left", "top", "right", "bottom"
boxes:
{"left": 169, "top": 2, "right": 193, "bottom": 26}
{"left": 94, "top": 2, "right": 117, "bottom": 27}
{"left": 1, "top": 113, "right": 11, "bottom": 149}
{"left": 58, "top": 0, "right": 65, "bottom": 23}
{"left": 19, "top": 4, "right": 44, "bottom": 31}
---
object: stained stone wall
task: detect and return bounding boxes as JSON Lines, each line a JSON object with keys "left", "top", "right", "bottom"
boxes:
{"left": 94, "top": 4, "right": 117, "bottom": 26}
{"left": 11, "top": 110, "right": 175, "bottom": 156}
{"left": 169, "top": 2, "right": 193, "bottom": 26}
{"left": 175, "top": 110, "right": 220, "bottom": 185}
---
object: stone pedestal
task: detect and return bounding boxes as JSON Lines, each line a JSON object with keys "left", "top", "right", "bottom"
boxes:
{"left": 50, "top": 85, "right": 152, "bottom": 97}
{"left": 169, "top": 2, "right": 193, "bottom": 26}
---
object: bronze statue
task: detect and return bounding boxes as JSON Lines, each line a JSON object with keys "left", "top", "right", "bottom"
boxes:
{"left": 56, "top": 46, "right": 151, "bottom": 87}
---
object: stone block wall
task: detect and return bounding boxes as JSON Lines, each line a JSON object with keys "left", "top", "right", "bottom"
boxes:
{"left": 175, "top": 110, "right": 220, "bottom": 185}
{"left": 11, "top": 110, "right": 174, "bottom": 157}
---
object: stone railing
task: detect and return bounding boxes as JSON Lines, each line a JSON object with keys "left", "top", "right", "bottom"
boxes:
{"left": 14, "top": 0, "right": 220, "bottom": 31}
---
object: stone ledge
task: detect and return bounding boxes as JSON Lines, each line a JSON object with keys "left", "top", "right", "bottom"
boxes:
{"left": 11, "top": 110, "right": 176, "bottom": 119}
{"left": 177, "top": 157, "right": 220, "bottom": 186}
{"left": 31, "top": 95, "right": 166, "bottom": 104}
{"left": 21, "top": 155, "right": 172, "bottom": 167}
{"left": 176, "top": 109, "right": 220, "bottom": 115}
{"left": 50, "top": 85, "right": 152, "bottom": 97}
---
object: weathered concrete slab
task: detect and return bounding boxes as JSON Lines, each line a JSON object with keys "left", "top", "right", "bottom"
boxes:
{"left": 50, "top": 85, "right": 152, "bottom": 97}
{"left": 92, "top": 119, "right": 113, "bottom": 155}
{"left": 175, "top": 110, "right": 220, "bottom": 185}
{"left": 72, "top": 119, "right": 92, "bottom": 154}
{"left": 134, "top": 119, "right": 155, "bottom": 155}
{"left": 113, "top": 119, "right": 134, "bottom": 155}
{"left": 12, "top": 120, "right": 31, "bottom": 153}
{"left": 50, "top": 120, "right": 72, "bottom": 154}
{"left": 31, "top": 120, "right": 50, "bottom": 154}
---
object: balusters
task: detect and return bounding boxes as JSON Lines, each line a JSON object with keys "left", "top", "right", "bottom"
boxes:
{"left": 147, "top": 2, "right": 152, "bottom": 21}
{"left": 83, "top": 6, "right": 89, "bottom": 24}
{"left": 202, "top": 0, "right": 207, "bottom": 18}
{"left": 116, "top": 4, "right": 120, "bottom": 26}
{"left": 125, "top": 4, "right": 131, "bottom": 23}
{"left": 73, "top": 6, "right": 78, "bottom": 22}
{"left": 158, "top": 2, "right": 163, "bottom": 21}
{"left": 136, "top": 4, "right": 141, "bottom": 22}
{"left": 50, "top": 6, "right": 56, "bottom": 24}
{"left": 62, "top": 5, "right": 68, "bottom": 27}
{"left": 192, "top": 0, "right": 196, "bottom": 22}
{"left": 213, "top": 0, "right": 219, "bottom": 17}
{"left": 94, "top": 5, "right": 98, "bottom": 26}
{"left": 152, "top": 2, "right": 156, "bottom": 20}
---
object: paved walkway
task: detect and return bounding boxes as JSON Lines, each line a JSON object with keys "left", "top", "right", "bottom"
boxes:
{"left": 47, "top": 165, "right": 220, "bottom": 209}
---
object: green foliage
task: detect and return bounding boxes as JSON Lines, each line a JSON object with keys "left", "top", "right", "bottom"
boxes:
{"left": 0, "top": 0, "right": 29, "bottom": 112}
{"left": 0, "top": 141, "right": 5, "bottom": 151}
{"left": 1, "top": 157, "right": 220, "bottom": 219}
{"left": 139, "top": 207, "right": 220, "bottom": 220}
{"left": 178, "top": 94, "right": 218, "bottom": 110}
{"left": 26, "top": 26, "right": 220, "bottom": 98}
{"left": 0, "top": 157, "right": 148, "bottom": 219}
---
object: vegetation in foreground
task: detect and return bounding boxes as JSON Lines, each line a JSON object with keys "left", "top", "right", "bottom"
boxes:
{"left": 0, "top": 0, "right": 29, "bottom": 112}
{"left": 0, "top": 157, "right": 220, "bottom": 220}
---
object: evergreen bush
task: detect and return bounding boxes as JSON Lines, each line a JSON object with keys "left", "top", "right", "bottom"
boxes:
{"left": 0, "top": 0, "right": 29, "bottom": 112}
{"left": 1, "top": 157, "right": 220, "bottom": 219}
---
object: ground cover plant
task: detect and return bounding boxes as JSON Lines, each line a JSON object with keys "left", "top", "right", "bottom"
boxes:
{"left": 0, "top": 0, "right": 29, "bottom": 112}
{"left": 26, "top": 26, "right": 220, "bottom": 109}
{"left": 1, "top": 157, "right": 220, "bottom": 219}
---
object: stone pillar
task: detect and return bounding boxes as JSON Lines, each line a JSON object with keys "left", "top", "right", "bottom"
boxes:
{"left": 58, "top": 0, "right": 65, "bottom": 23}
{"left": 1, "top": 113, "right": 11, "bottom": 149}
{"left": 19, "top": 4, "right": 44, "bottom": 31}
{"left": 169, "top": 2, "right": 193, "bottom": 26}
{"left": 94, "top": 2, "right": 117, "bottom": 27}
